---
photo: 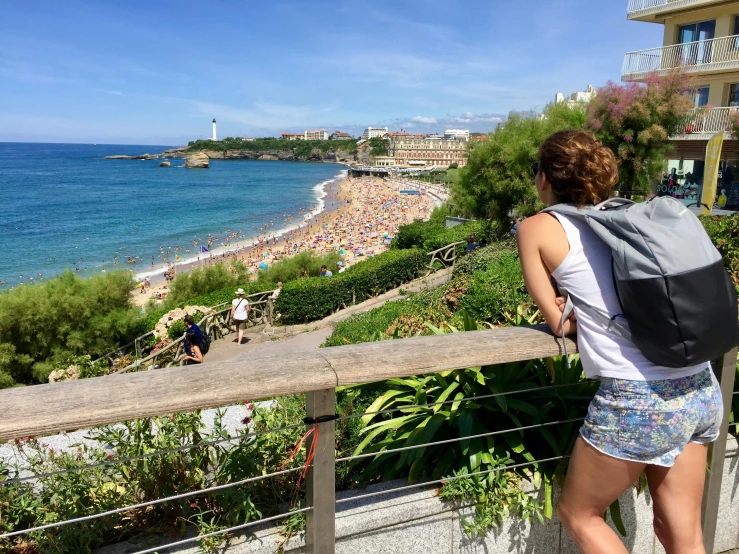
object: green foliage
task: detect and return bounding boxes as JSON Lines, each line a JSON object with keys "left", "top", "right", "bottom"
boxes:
{"left": 439, "top": 461, "right": 544, "bottom": 537}
{"left": 391, "top": 218, "right": 494, "bottom": 252}
{"left": 275, "top": 249, "right": 427, "bottom": 324}
{"left": 450, "top": 102, "right": 587, "bottom": 229}
{"left": 167, "top": 319, "right": 187, "bottom": 340}
{"left": 0, "top": 271, "right": 140, "bottom": 386}
{"left": 256, "top": 250, "right": 343, "bottom": 286}
{"left": 700, "top": 213, "right": 739, "bottom": 286}
{"left": 448, "top": 162, "right": 459, "bottom": 170}
{"left": 186, "top": 137, "right": 357, "bottom": 156}
{"left": 368, "top": 137, "right": 389, "bottom": 157}
{"left": 458, "top": 251, "right": 531, "bottom": 324}
{"left": 585, "top": 72, "right": 695, "bottom": 194}
{"left": 452, "top": 241, "right": 518, "bottom": 277}
{"left": 347, "top": 319, "right": 596, "bottom": 526}
{"left": 164, "top": 264, "right": 242, "bottom": 307}
{"left": 322, "top": 301, "right": 412, "bottom": 347}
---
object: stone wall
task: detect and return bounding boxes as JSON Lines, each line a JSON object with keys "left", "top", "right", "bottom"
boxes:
{"left": 98, "top": 437, "right": 739, "bottom": 554}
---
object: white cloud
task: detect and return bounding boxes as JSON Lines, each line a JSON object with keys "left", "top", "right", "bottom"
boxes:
{"left": 412, "top": 116, "right": 437, "bottom": 124}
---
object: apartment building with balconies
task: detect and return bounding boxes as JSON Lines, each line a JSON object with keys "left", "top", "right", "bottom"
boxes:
{"left": 623, "top": 0, "right": 739, "bottom": 209}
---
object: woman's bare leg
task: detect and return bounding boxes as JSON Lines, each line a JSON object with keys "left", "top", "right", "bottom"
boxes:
{"left": 646, "top": 442, "right": 708, "bottom": 554}
{"left": 558, "top": 437, "right": 646, "bottom": 553}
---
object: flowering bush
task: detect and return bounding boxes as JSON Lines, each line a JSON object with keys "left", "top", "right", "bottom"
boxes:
{"left": 586, "top": 70, "right": 696, "bottom": 193}
{"left": 153, "top": 305, "right": 214, "bottom": 340}
{"left": 48, "top": 355, "right": 109, "bottom": 383}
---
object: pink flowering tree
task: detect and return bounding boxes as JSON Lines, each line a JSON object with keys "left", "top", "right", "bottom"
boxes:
{"left": 586, "top": 71, "right": 696, "bottom": 194}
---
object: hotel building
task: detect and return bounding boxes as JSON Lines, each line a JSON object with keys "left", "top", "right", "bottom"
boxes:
{"left": 281, "top": 132, "right": 304, "bottom": 141}
{"left": 623, "top": 0, "right": 739, "bottom": 209}
{"left": 386, "top": 131, "right": 468, "bottom": 168}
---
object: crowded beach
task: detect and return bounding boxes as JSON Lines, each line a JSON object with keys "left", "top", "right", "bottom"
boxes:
{"left": 132, "top": 174, "right": 441, "bottom": 306}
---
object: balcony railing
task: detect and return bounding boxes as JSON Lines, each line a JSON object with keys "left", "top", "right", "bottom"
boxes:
{"left": 623, "top": 34, "right": 739, "bottom": 80}
{"left": 0, "top": 326, "right": 736, "bottom": 553}
{"left": 627, "top": 0, "right": 729, "bottom": 20}
{"left": 677, "top": 106, "right": 739, "bottom": 140}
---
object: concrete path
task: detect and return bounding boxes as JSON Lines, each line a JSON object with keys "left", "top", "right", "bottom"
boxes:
{"left": 203, "top": 266, "right": 455, "bottom": 365}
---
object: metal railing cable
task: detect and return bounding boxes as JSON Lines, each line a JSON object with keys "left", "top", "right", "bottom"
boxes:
{"left": 335, "top": 418, "right": 585, "bottom": 463}
{"left": 333, "top": 380, "right": 596, "bottom": 423}
{"left": 0, "top": 466, "right": 304, "bottom": 539}
{"left": 2, "top": 421, "right": 307, "bottom": 485}
{"left": 132, "top": 506, "right": 312, "bottom": 554}
{"left": 334, "top": 455, "right": 569, "bottom": 506}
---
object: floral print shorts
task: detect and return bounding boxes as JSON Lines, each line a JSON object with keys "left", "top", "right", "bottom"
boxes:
{"left": 579, "top": 368, "right": 723, "bottom": 467}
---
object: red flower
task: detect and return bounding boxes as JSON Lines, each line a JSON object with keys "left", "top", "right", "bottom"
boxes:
{"left": 241, "top": 416, "right": 252, "bottom": 425}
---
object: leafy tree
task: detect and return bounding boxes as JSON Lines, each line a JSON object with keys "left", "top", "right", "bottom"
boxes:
{"left": 449, "top": 103, "right": 587, "bottom": 228}
{"left": 585, "top": 71, "right": 695, "bottom": 194}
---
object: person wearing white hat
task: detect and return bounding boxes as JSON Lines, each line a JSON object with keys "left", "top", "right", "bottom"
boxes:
{"left": 230, "top": 288, "right": 250, "bottom": 344}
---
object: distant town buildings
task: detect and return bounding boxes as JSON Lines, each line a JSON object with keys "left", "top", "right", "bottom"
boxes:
{"left": 331, "top": 131, "right": 353, "bottom": 140}
{"left": 305, "top": 129, "right": 329, "bottom": 141}
{"left": 443, "top": 129, "right": 470, "bottom": 141}
{"left": 555, "top": 85, "right": 596, "bottom": 107}
{"left": 361, "top": 126, "right": 389, "bottom": 140}
{"left": 281, "top": 132, "right": 304, "bottom": 141}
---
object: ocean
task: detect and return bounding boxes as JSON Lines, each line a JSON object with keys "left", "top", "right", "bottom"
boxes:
{"left": 0, "top": 143, "right": 345, "bottom": 287}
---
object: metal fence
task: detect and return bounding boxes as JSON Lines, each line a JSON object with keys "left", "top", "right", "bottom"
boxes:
{"left": 0, "top": 326, "right": 735, "bottom": 554}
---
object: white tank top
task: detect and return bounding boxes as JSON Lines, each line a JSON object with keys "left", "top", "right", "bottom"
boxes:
{"left": 550, "top": 213, "right": 708, "bottom": 381}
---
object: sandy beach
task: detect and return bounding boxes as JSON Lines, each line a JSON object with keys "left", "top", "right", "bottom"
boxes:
{"left": 132, "top": 174, "right": 440, "bottom": 307}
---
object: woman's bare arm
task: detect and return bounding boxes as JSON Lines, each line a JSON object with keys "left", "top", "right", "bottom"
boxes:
{"left": 516, "top": 214, "right": 576, "bottom": 336}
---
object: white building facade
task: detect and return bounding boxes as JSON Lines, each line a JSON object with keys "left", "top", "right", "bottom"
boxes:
{"left": 443, "top": 129, "right": 470, "bottom": 141}
{"left": 554, "top": 85, "right": 596, "bottom": 107}
{"left": 361, "top": 127, "right": 389, "bottom": 140}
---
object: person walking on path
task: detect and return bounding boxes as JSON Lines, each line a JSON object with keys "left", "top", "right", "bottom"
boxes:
{"left": 230, "top": 288, "right": 250, "bottom": 345}
{"left": 516, "top": 130, "right": 724, "bottom": 553}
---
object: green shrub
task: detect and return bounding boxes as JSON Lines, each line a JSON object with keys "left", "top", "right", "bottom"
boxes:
{"left": 701, "top": 213, "right": 739, "bottom": 284}
{"left": 421, "top": 220, "right": 492, "bottom": 254}
{"left": 0, "top": 271, "right": 140, "bottom": 385}
{"left": 453, "top": 240, "right": 518, "bottom": 277}
{"left": 459, "top": 251, "right": 531, "bottom": 324}
{"left": 167, "top": 319, "right": 187, "bottom": 340}
{"left": 0, "top": 370, "right": 15, "bottom": 389}
{"left": 275, "top": 249, "right": 426, "bottom": 324}
{"left": 165, "top": 264, "right": 240, "bottom": 307}
{"left": 323, "top": 301, "right": 411, "bottom": 346}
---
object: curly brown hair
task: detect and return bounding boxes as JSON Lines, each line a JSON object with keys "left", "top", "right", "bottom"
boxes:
{"left": 538, "top": 130, "right": 619, "bottom": 207}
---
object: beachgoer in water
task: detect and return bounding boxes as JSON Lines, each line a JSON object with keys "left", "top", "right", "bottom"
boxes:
{"left": 516, "top": 130, "right": 723, "bottom": 553}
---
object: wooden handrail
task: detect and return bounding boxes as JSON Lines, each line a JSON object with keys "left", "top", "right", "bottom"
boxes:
{"left": 0, "top": 325, "right": 575, "bottom": 442}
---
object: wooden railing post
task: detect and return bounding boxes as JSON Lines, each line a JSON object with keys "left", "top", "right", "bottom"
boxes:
{"left": 305, "top": 388, "right": 336, "bottom": 554}
{"left": 702, "top": 346, "right": 737, "bottom": 554}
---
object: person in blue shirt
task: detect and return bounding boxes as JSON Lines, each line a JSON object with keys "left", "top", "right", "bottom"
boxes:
{"left": 182, "top": 314, "right": 204, "bottom": 364}
{"left": 465, "top": 234, "right": 478, "bottom": 253}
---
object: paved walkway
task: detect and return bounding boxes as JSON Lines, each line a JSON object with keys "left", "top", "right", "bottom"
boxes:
{"left": 203, "top": 266, "right": 455, "bottom": 364}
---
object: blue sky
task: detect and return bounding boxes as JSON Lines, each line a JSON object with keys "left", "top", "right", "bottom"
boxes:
{"left": 0, "top": 0, "right": 662, "bottom": 145}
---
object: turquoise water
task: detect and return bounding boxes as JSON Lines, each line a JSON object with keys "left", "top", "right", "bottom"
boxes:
{"left": 0, "top": 143, "right": 344, "bottom": 287}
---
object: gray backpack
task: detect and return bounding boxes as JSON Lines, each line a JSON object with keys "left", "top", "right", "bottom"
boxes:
{"left": 544, "top": 197, "right": 738, "bottom": 368}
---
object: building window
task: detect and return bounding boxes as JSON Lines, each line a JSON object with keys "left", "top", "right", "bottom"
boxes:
{"left": 694, "top": 86, "right": 710, "bottom": 107}
{"left": 678, "top": 20, "right": 716, "bottom": 65}
{"left": 730, "top": 84, "right": 739, "bottom": 107}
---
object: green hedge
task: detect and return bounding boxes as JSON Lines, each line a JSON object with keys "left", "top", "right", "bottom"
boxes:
{"left": 275, "top": 249, "right": 426, "bottom": 324}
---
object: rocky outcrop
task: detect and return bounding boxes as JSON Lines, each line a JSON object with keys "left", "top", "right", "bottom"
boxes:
{"left": 108, "top": 146, "right": 357, "bottom": 164}
{"left": 159, "top": 161, "right": 171, "bottom": 167}
{"left": 184, "top": 152, "right": 210, "bottom": 168}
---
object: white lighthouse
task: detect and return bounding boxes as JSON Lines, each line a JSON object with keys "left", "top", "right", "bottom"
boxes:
{"left": 211, "top": 118, "right": 218, "bottom": 141}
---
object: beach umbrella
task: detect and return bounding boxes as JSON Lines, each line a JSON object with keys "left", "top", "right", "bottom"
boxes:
{"left": 339, "top": 248, "right": 346, "bottom": 255}
{"left": 259, "top": 262, "right": 268, "bottom": 270}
